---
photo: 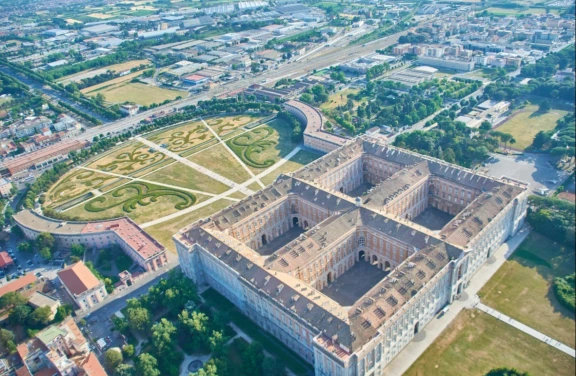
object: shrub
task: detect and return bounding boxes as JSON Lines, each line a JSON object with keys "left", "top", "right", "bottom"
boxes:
{"left": 553, "top": 273, "right": 575, "bottom": 311}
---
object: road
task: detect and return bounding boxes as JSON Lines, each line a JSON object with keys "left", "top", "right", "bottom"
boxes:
{"left": 67, "top": 25, "right": 420, "bottom": 142}
{"left": 0, "top": 66, "right": 109, "bottom": 123}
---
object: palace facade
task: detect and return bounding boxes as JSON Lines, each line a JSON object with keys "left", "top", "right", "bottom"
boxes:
{"left": 175, "top": 136, "right": 528, "bottom": 376}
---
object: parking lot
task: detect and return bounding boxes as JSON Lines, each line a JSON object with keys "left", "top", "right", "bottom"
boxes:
{"left": 483, "top": 152, "right": 569, "bottom": 194}
{"left": 0, "top": 231, "right": 62, "bottom": 286}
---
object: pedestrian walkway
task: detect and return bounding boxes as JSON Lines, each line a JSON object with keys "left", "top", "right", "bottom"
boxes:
{"left": 476, "top": 302, "right": 576, "bottom": 358}
{"left": 200, "top": 117, "right": 265, "bottom": 189}
{"left": 383, "top": 226, "right": 531, "bottom": 376}
{"left": 139, "top": 146, "right": 302, "bottom": 228}
{"left": 137, "top": 136, "right": 255, "bottom": 196}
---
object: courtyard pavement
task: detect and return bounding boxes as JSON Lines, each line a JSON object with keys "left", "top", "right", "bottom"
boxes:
{"left": 322, "top": 261, "right": 388, "bottom": 306}
{"left": 383, "top": 225, "right": 531, "bottom": 376}
{"left": 484, "top": 152, "right": 569, "bottom": 193}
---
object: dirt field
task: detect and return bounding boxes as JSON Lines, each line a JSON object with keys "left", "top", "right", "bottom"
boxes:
{"left": 60, "top": 60, "right": 150, "bottom": 85}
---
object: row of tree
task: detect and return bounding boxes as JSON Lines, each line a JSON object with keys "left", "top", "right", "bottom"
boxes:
{"left": 526, "top": 195, "right": 575, "bottom": 248}
{"left": 520, "top": 44, "right": 575, "bottom": 79}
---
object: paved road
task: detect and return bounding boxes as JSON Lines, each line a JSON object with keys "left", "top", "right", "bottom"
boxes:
{"left": 476, "top": 302, "right": 576, "bottom": 358}
{"left": 65, "top": 23, "right": 425, "bottom": 142}
{"left": 0, "top": 66, "right": 108, "bottom": 124}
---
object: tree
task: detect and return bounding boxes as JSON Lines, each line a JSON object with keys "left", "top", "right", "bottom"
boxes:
{"left": 532, "top": 130, "right": 550, "bottom": 149}
{"left": 0, "top": 292, "right": 27, "bottom": 309}
{"left": 263, "top": 357, "right": 286, "bottom": 376}
{"left": 39, "top": 247, "right": 52, "bottom": 260}
{"left": 112, "top": 316, "right": 129, "bottom": 333}
{"left": 179, "top": 310, "right": 209, "bottom": 351}
{"left": 114, "top": 364, "right": 136, "bottom": 376}
{"left": 17, "top": 241, "right": 31, "bottom": 253}
{"left": 9, "top": 304, "right": 32, "bottom": 325}
{"left": 122, "top": 344, "right": 135, "bottom": 358}
{"left": 485, "top": 368, "right": 530, "bottom": 376}
{"left": 135, "top": 353, "right": 160, "bottom": 376}
{"left": 28, "top": 306, "right": 53, "bottom": 328}
{"left": 242, "top": 341, "right": 265, "bottom": 376}
{"left": 105, "top": 348, "right": 123, "bottom": 370}
{"left": 0, "top": 328, "right": 17, "bottom": 354}
{"left": 208, "top": 330, "right": 227, "bottom": 357}
{"left": 127, "top": 307, "right": 151, "bottom": 333}
{"left": 539, "top": 99, "right": 551, "bottom": 113}
{"left": 70, "top": 243, "right": 85, "bottom": 258}
{"left": 54, "top": 304, "right": 74, "bottom": 322}
{"left": 479, "top": 121, "right": 492, "bottom": 134}
{"left": 36, "top": 232, "right": 55, "bottom": 250}
{"left": 151, "top": 318, "right": 177, "bottom": 354}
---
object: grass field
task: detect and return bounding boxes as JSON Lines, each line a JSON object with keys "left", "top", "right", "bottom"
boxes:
{"left": 87, "top": 141, "right": 168, "bottom": 174}
{"left": 188, "top": 144, "right": 251, "bottom": 184}
{"left": 44, "top": 169, "right": 117, "bottom": 208}
{"left": 226, "top": 118, "right": 298, "bottom": 174}
{"left": 146, "top": 199, "right": 233, "bottom": 252}
{"left": 320, "top": 88, "right": 362, "bottom": 111}
{"left": 405, "top": 309, "right": 575, "bottom": 376}
{"left": 205, "top": 114, "right": 260, "bottom": 136}
{"left": 260, "top": 150, "right": 321, "bottom": 185}
{"left": 145, "top": 162, "right": 229, "bottom": 194}
{"left": 146, "top": 120, "right": 213, "bottom": 153}
{"left": 61, "top": 59, "right": 149, "bottom": 84}
{"left": 495, "top": 104, "right": 568, "bottom": 150}
{"left": 64, "top": 183, "right": 209, "bottom": 224}
{"left": 479, "top": 232, "right": 575, "bottom": 347}
{"left": 87, "top": 82, "right": 187, "bottom": 106}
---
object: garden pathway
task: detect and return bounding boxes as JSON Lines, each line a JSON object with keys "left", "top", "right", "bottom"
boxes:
{"left": 75, "top": 166, "right": 224, "bottom": 198}
{"left": 136, "top": 136, "right": 255, "bottom": 196}
{"left": 200, "top": 117, "right": 265, "bottom": 189}
{"left": 139, "top": 146, "right": 302, "bottom": 228}
{"left": 476, "top": 302, "right": 576, "bottom": 358}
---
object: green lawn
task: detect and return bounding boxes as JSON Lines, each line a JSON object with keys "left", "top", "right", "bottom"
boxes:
{"left": 95, "top": 82, "right": 187, "bottom": 106}
{"left": 226, "top": 118, "right": 299, "bottom": 174}
{"left": 405, "top": 309, "right": 575, "bottom": 376}
{"left": 145, "top": 199, "right": 233, "bottom": 253}
{"left": 479, "top": 232, "right": 575, "bottom": 347}
{"left": 496, "top": 104, "right": 568, "bottom": 150}
{"left": 144, "top": 162, "right": 229, "bottom": 194}
{"left": 202, "top": 289, "right": 314, "bottom": 376}
{"left": 63, "top": 183, "right": 209, "bottom": 224}
{"left": 187, "top": 144, "right": 251, "bottom": 184}
{"left": 260, "top": 150, "right": 322, "bottom": 186}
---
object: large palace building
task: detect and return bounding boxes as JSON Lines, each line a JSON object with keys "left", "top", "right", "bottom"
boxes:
{"left": 175, "top": 136, "right": 528, "bottom": 376}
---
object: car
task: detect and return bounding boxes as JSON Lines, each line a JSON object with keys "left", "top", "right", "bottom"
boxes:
{"left": 547, "top": 179, "right": 558, "bottom": 184}
{"left": 26, "top": 260, "right": 33, "bottom": 266}
{"left": 35, "top": 272, "right": 42, "bottom": 278}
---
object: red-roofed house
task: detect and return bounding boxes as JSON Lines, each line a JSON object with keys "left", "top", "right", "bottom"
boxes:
{"left": 57, "top": 261, "right": 108, "bottom": 311}
{"left": 0, "top": 251, "right": 14, "bottom": 268}
{"left": 0, "top": 273, "right": 37, "bottom": 297}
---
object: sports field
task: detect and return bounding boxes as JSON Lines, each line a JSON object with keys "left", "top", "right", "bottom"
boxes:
{"left": 44, "top": 114, "right": 316, "bottom": 251}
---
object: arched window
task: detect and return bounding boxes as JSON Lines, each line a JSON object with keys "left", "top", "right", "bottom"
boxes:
{"left": 357, "top": 236, "right": 365, "bottom": 247}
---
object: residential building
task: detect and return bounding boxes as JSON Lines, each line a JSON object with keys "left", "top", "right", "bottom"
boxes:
{"left": 417, "top": 56, "right": 475, "bottom": 71}
{"left": 120, "top": 104, "right": 140, "bottom": 116}
{"left": 0, "top": 177, "right": 12, "bottom": 197}
{"left": 0, "top": 251, "right": 14, "bottom": 269}
{"left": 57, "top": 261, "right": 108, "bottom": 311}
{"left": 0, "top": 274, "right": 37, "bottom": 297}
{"left": 16, "top": 317, "right": 103, "bottom": 375}
{"left": 28, "top": 292, "right": 61, "bottom": 320}
{"left": 0, "top": 139, "right": 89, "bottom": 176}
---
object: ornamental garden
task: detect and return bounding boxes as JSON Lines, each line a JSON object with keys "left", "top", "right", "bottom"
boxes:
{"left": 43, "top": 113, "right": 320, "bottom": 251}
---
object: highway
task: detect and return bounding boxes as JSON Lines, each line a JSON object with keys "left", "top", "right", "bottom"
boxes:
{"left": 70, "top": 24, "right": 424, "bottom": 141}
